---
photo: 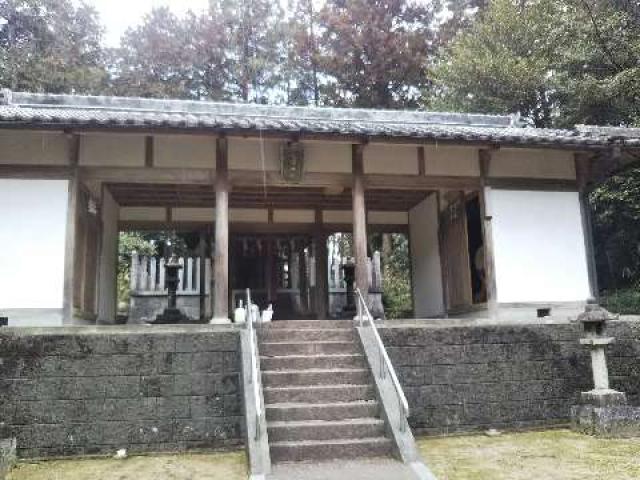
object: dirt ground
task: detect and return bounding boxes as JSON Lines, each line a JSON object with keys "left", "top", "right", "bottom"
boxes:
{"left": 8, "top": 430, "right": 640, "bottom": 480}
{"left": 419, "top": 429, "right": 640, "bottom": 480}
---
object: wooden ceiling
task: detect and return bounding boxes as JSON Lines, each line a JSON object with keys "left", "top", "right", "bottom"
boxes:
{"left": 107, "top": 183, "right": 430, "bottom": 211}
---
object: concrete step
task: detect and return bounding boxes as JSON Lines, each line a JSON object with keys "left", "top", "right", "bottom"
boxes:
{"left": 260, "top": 341, "right": 360, "bottom": 356}
{"left": 268, "top": 418, "right": 386, "bottom": 442}
{"left": 259, "top": 328, "right": 357, "bottom": 343}
{"left": 266, "top": 401, "right": 380, "bottom": 422}
{"left": 269, "top": 437, "right": 393, "bottom": 463}
{"left": 260, "top": 353, "right": 366, "bottom": 371}
{"left": 264, "top": 384, "right": 375, "bottom": 404}
{"left": 262, "top": 368, "right": 370, "bottom": 387}
{"left": 267, "top": 320, "right": 355, "bottom": 329}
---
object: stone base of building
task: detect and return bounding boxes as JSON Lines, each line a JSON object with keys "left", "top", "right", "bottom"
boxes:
{"left": 0, "top": 438, "right": 16, "bottom": 480}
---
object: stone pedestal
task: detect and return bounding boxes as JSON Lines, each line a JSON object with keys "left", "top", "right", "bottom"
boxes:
{"left": 0, "top": 438, "right": 16, "bottom": 480}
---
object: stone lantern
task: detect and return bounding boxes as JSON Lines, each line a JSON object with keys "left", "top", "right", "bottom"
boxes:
{"left": 576, "top": 300, "right": 626, "bottom": 407}
{"left": 341, "top": 259, "right": 357, "bottom": 318}
{"left": 150, "top": 253, "right": 190, "bottom": 324}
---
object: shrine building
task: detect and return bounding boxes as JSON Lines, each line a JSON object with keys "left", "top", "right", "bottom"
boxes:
{"left": 0, "top": 89, "right": 635, "bottom": 327}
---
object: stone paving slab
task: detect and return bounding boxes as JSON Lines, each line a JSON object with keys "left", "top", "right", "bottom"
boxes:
{"left": 268, "top": 458, "right": 418, "bottom": 480}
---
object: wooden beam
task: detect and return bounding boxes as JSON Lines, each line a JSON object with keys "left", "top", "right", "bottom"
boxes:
{"left": 417, "top": 146, "right": 426, "bottom": 176}
{"left": 352, "top": 144, "right": 369, "bottom": 294}
{"left": 575, "top": 154, "right": 599, "bottom": 300}
{"left": 145, "top": 136, "right": 154, "bottom": 168}
{"left": 485, "top": 177, "right": 578, "bottom": 191}
{"left": 0, "top": 164, "right": 71, "bottom": 179}
{"left": 213, "top": 136, "right": 229, "bottom": 320}
{"left": 119, "top": 220, "right": 409, "bottom": 234}
{"left": 82, "top": 166, "right": 215, "bottom": 184}
{"left": 479, "top": 149, "right": 498, "bottom": 318}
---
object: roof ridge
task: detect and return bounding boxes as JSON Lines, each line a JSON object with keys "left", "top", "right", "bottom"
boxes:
{"left": 7, "top": 90, "right": 516, "bottom": 128}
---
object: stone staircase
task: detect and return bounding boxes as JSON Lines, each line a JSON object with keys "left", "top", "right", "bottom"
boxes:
{"left": 258, "top": 319, "right": 393, "bottom": 463}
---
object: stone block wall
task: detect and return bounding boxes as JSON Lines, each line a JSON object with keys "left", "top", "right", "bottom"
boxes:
{"left": 0, "top": 326, "right": 242, "bottom": 459}
{"left": 380, "top": 320, "right": 640, "bottom": 435}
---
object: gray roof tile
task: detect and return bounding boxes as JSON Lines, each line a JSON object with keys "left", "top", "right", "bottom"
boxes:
{"left": 0, "top": 91, "right": 638, "bottom": 148}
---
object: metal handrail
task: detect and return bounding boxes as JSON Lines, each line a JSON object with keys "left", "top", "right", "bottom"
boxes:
{"left": 245, "top": 288, "right": 263, "bottom": 441}
{"left": 355, "top": 287, "right": 410, "bottom": 431}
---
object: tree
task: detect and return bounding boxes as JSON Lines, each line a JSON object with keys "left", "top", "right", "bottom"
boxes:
{"left": 317, "top": 0, "right": 436, "bottom": 109}
{"left": 111, "top": 8, "right": 229, "bottom": 99}
{"left": 209, "top": 0, "right": 286, "bottom": 103}
{"left": 431, "top": 0, "right": 564, "bottom": 127}
{"left": 284, "top": 0, "right": 321, "bottom": 105}
{"left": 0, "top": 0, "right": 106, "bottom": 93}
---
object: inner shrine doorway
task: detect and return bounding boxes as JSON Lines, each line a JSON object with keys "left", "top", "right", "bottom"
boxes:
{"left": 230, "top": 234, "right": 322, "bottom": 320}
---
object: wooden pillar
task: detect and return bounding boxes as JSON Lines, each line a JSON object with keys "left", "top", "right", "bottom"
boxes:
{"left": 62, "top": 134, "right": 80, "bottom": 324}
{"left": 352, "top": 144, "right": 369, "bottom": 295}
{"left": 315, "top": 210, "right": 329, "bottom": 319}
{"left": 213, "top": 136, "right": 229, "bottom": 321}
{"left": 198, "top": 231, "right": 207, "bottom": 321}
{"left": 479, "top": 149, "right": 498, "bottom": 317}
{"left": 435, "top": 191, "right": 449, "bottom": 317}
{"left": 576, "top": 154, "right": 599, "bottom": 300}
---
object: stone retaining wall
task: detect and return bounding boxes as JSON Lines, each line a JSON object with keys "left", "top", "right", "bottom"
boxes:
{"left": 0, "top": 326, "right": 242, "bottom": 459}
{"left": 381, "top": 320, "right": 640, "bottom": 435}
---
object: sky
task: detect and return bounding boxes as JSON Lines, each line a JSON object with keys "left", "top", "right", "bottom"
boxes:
{"left": 78, "top": 0, "right": 210, "bottom": 47}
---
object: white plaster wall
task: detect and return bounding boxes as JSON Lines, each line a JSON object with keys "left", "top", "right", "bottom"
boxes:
{"left": 369, "top": 211, "right": 409, "bottom": 225}
{"left": 409, "top": 194, "right": 444, "bottom": 317}
{"left": 490, "top": 148, "right": 576, "bottom": 179}
{"left": 490, "top": 189, "right": 590, "bottom": 303}
{"left": 230, "top": 208, "right": 268, "bottom": 223}
{"left": 0, "top": 131, "right": 68, "bottom": 165}
{"left": 97, "top": 189, "right": 119, "bottom": 323}
{"left": 154, "top": 135, "right": 216, "bottom": 168}
{"left": 119, "top": 207, "right": 166, "bottom": 222}
{"left": 364, "top": 144, "right": 419, "bottom": 175}
{"left": 228, "top": 138, "right": 280, "bottom": 171}
{"left": 323, "top": 210, "right": 352, "bottom": 224}
{"left": 424, "top": 146, "right": 480, "bottom": 177}
{"left": 304, "top": 142, "right": 352, "bottom": 173}
{"left": 273, "top": 209, "right": 314, "bottom": 223}
{"left": 171, "top": 207, "right": 215, "bottom": 222}
{"left": 79, "top": 134, "right": 145, "bottom": 167}
{"left": 0, "top": 179, "right": 68, "bottom": 325}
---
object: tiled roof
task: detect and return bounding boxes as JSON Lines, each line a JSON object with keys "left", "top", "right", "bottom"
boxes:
{"left": 0, "top": 90, "right": 637, "bottom": 149}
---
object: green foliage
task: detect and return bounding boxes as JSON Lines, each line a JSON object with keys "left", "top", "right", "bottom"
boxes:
{"left": 600, "top": 286, "right": 640, "bottom": 315}
{"left": 380, "top": 234, "right": 413, "bottom": 319}
{"left": 590, "top": 169, "right": 640, "bottom": 289}
{"left": 433, "top": 0, "right": 640, "bottom": 128}
{"left": 0, "top": 0, "right": 107, "bottom": 93}
{"left": 431, "top": 0, "right": 565, "bottom": 126}
{"left": 117, "top": 231, "right": 157, "bottom": 308}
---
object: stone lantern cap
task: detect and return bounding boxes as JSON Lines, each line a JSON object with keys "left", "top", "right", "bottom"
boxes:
{"left": 577, "top": 301, "right": 617, "bottom": 327}
{"left": 166, "top": 254, "right": 183, "bottom": 269}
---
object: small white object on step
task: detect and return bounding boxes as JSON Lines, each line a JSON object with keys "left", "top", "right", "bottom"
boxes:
{"left": 234, "top": 299, "right": 246, "bottom": 324}
{"left": 261, "top": 304, "right": 274, "bottom": 323}
{"left": 114, "top": 448, "right": 128, "bottom": 459}
{"left": 250, "top": 303, "right": 260, "bottom": 323}
{"left": 485, "top": 428, "right": 501, "bottom": 437}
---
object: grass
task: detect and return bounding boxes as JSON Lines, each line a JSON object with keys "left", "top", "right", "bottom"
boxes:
{"left": 8, "top": 451, "right": 247, "bottom": 480}
{"left": 8, "top": 430, "right": 640, "bottom": 479}
{"left": 419, "top": 429, "right": 640, "bottom": 480}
